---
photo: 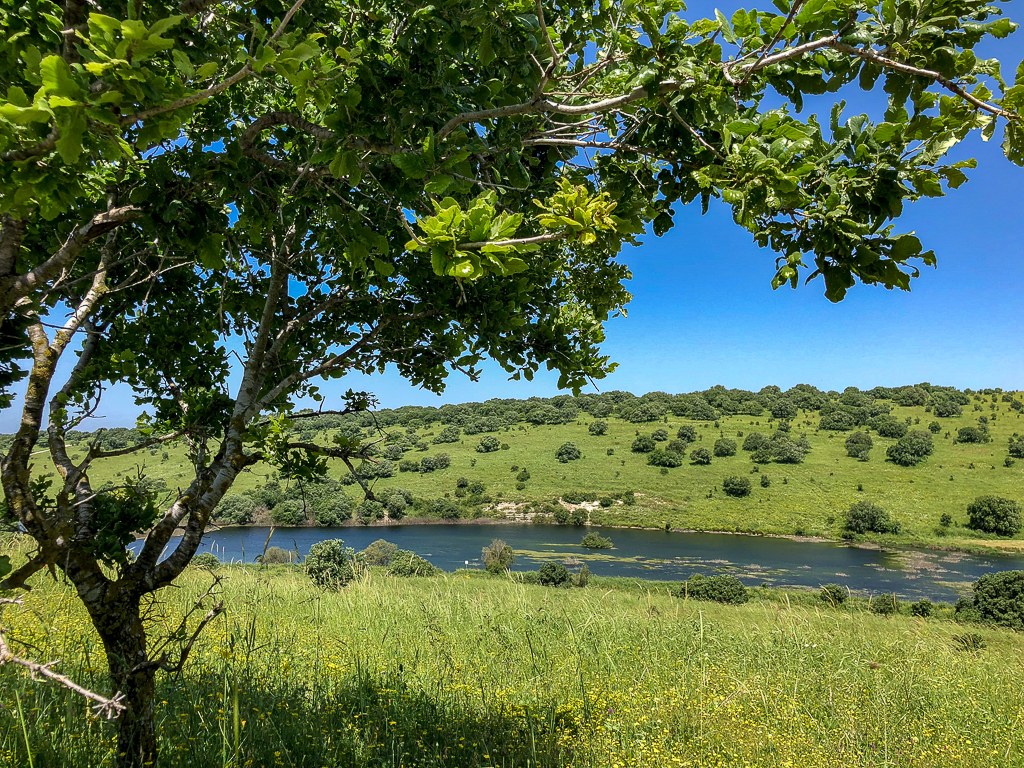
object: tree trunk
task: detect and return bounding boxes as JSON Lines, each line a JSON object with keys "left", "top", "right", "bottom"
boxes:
{"left": 92, "top": 598, "right": 158, "bottom": 768}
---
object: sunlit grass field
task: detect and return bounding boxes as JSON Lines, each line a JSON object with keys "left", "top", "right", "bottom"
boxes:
{"left": 2, "top": 560, "right": 1023, "bottom": 767}
{"left": 90, "top": 396, "right": 1024, "bottom": 551}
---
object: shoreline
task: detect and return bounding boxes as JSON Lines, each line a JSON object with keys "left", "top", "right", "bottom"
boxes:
{"left": 193, "top": 515, "right": 1024, "bottom": 558}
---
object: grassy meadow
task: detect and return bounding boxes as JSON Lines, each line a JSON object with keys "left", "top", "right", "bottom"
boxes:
{"left": 87, "top": 394, "right": 1024, "bottom": 552}
{"left": 1, "top": 557, "right": 1023, "bottom": 767}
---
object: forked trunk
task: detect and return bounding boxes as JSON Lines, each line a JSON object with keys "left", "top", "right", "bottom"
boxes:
{"left": 92, "top": 598, "right": 158, "bottom": 768}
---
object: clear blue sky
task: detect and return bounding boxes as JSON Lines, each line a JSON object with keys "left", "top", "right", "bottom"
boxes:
{"left": 4, "top": 5, "right": 1022, "bottom": 430}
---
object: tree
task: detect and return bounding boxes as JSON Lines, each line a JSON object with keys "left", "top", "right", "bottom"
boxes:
{"left": 713, "top": 438, "right": 737, "bottom": 457}
{"left": 886, "top": 430, "right": 935, "bottom": 466}
{"left": 476, "top": 435, "right": 501, "bottom": 453}
{"left": 967, "top": 496, "right": 1022, "bottom": 537}
{"left": 2, "top": 1, "right": 1022, "bottom": 765}
{"left": 631, "top": 435, "right": 657, "bottom": 453}
{"left": 690, "top": 447, "right": 713, "bottom": 465}
{"left": 555, "top": 441, "right": 582, "bottom": 462}
{"left": 845, "top": 431, "right": 873, "bottom": 460}
{"left": 588, "top": 420, "right": 608, "bottom": 436}
{"left": 481, "top": 538, "right": 515, "bottom": 574}
{"left": 1010, "top": 435, "right": 1024, "bottom": 459}
{"left": 843, "top": 501, "right": 900, "bottom": 534}
{"left": 722, "top": 475, "right": 752, "bottom": 497}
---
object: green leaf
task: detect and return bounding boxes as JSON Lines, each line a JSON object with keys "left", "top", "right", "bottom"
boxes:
{"left": 0, "top": 103, "right": 51, "bottom": 125}
{"left": 392, "top": 153, "right": 428, "bottom": 179}
{"left": 715, "top": 9, "right": 738, "bottom": 44}
{"left": 39, "top": 55, "right": 82, "bottom": 100}
{"left": 373, "top": 259, "right": 395, "bottom": 277}
{"left": 55, "top": 110, "right": 87, "bottom": 163}
{"left": 424, "top": 175, "right": 453, "bottom": 194}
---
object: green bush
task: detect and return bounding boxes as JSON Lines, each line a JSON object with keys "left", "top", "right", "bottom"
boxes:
{"left": 399, "top": 459, "right": 421, "bottom": 473}
{"left": 651, "top": 429, "right": 669, "bottom": 442}
{"left": 910, "top": 599, "right": 934, "bottom": 617}
{"left": 844, "top": 431, "right": 873, "bottom": 460}
{"left": 647, "top": 449, "right": 683, "bottom": 468}
{"left": 1009, "top": 435, "right": 1024, "bottom": 459}
{"left": 741, "top": 432, "right": 768, "bottom": 452}
{"left": 260, "top": 546, "right": 296, "bottom": 564}
{"left": 270, "top": 499, "right": 305, "bottom": 526}
{"left": 588, "top": 420, "right": 608, "bottom": 436}
{"left": 419, "top": 453, "right": 451, "bottom": 472}
{"left": 722, "top": 476, "right": 751, "bottom": 497}
{"left": 678, "top": 574, "right": 748, "bottom": 604}
{"left": 966, "top": 496, "right": 1022, "bottom": 537}
{"left": 213, "top": 494, "right": 258, "bottom": 525}
{"left": 482, "top": 538, "right": 515, "bottom": 574}
{"left": 631, "top": 435, "right": 656, "bottom": 453}
{"left": 690, "top": 447, "right": 712, "bottom": 465}
{"left": 305, "top": 539, "right": 359, "bottom": 589}
{"left": 760, "top": 474, "right": 771, "bottom": 488}
{"left": 869, "top": 415, "right": 908, "bottom": 439}
{"left": 387, "top": 550, "right": 440, "bottom": 577}
{"left": 190, "top": 552, "right": 221, "bottom": 569}
{"left": 581, "top": 532, "right": 613, "bottom": 549}
{"left": 357, "top": 499, "right": 386, "bottom": 524}
{"left": 676, "top": 425, "right": 698, "bottom": 443}
{"left": 844, "top": 501, "right": 900, "bottom": 534}
{"left": 427, "top": 498, "right": 462, "bottom": 520}
{"left": 966, "top": 571, "right": 1024, "bottom": 630}
{"left": 713, "top": 438, "right": 737, "bottom": 457}
{"left": 361, "top": 539, "right": 399, "bottom": 566}
{"left": 476, "top": 436, "right": 501, "bottom": 453}
{"left": 538, "top": 562, "right": 570, "bottom": 586}
{"left": 870, "top": 594, "right": 900, "bottom": 615}
{"left": 956, "top": 426, "right": 990, "bottom": 444}
{"left": 555, "top": 442, "right": 582, "bottom": 463}
{"left": 886, "top": 430, "right": 934, "bottom": 466}
{"left": 819, "top": 583, "right": 847, "bottom": 605}
{"left": 432, "top": 425, "right": 461, "bottom": 444}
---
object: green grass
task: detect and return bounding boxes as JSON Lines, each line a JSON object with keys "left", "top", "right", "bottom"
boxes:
{"left": 1, "top": 558, "right": 1023, "bottom": 767}
{"left": 83, "top": 396, "right": 1024, "bottom": 551}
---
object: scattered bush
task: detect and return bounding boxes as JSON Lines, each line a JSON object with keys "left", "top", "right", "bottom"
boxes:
{"left": 651, "top": 428, "right": 669, "bottom": 442}
{"left": 574, "top": 564, "right": 592, "bottom": 587}
{"left": 647, "top": 449, "right": 683, "bottom": 468}
{"left": 581, "top": 532, "right": 613, "bottom": 549}
{"left": 741, "top": 432, "right": 768, "bottom": 452}
{"left": 588, "top": 420, "right": 608, "bottom": 436}
{"left": 399, "top": 459, "right": 421, "bottom": 473}
{"left": 910, "top": 599, "right": 934, "bottom": 617}
{"left": 722, "top": 476, "right": 752, "bottom": 497}
{"left": 844, "top": 431, "right": 873, "bottom": 460}
{"left": 713, "top": 438, "right": 737, "bottom": 457}
{"left": 1009, "top": 435, "right": 1024, "bottom": 459}
{"left": 886, "top": 430, "right": 934, "bottom": 466}
{"left": 676, "top": 426, "right": 697, "bottom": 443}
{"left": 476, "top": 436, "right": 501, "bottom": 453}
{"left": 305, "top": 539, "right": 359, "bottom": 589}
{"left": 361, "top": 539, "right": 399, "bottom": 566}
{"left": 357, "top": 499, "right": 386, "bottom": 524}
{"left": 432, "top": 425, "right": 461, "bottom": 444}
{"left": 213, "top": 494, "right": 259, "bottom": 526}
{"left": 271, "top": 499, "right": 305, "bottom": 526}
{"left": 966, "top": 496, "right": 1022, "bottom": 537}
{"left": 678, "top": 574, "right": 748, "bottom": 604}
{"left": 387, "top": 550, "right": 440, "bottom": 577}
{"left": 844, "top": 501, "right": 900, "bottom": 535}
{"left": 760, "top": 474, "right": 771, "bottom": 488}
{"left": 955, "top": 426, "right": 990, "bottom": 444}
{"left": 927, "top": 421, "right": 942, "bottom": 433}
{"left": 869, "top": 415, "right": 908, "bottom": 439}
{"left": 870, "top": 594, "right": 900, "bottom": 615}
{"left": 427, "top": 498, "right": 462, "bottom": 520}
{"left": 555, "top": 442, "right": 582, "bottom": 463}
{"left": 482, "top": 539, "right": 515, "bottom": 574}
{"left": 819, "top": 583, "right": 847, "bottom": 605}
{"left": 631, "top": 435, "right": 656, "bottom": 453}
{"left": 191, "top": 552, "right": 221, "bottom": 569}
{"left": 419, "top": 453, "right": 451, "bottom": 472}
{"left": 260, "top": 546, "right": 296, "bottom": 564}
{"left": 538, "top": 562, "right": 570, "bottom": 586}
{"left": 690, "top": 447, "right": 712, "bottom": 465}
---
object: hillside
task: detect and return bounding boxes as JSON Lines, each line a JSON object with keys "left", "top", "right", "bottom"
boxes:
{"left": 30, "top": 384, "right": 1024, "bottom": 552}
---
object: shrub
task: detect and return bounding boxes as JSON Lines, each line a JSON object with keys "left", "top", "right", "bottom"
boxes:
{"left": 191, "top": 552, "right": 221, "bottom": 569}
{"left": 844, "top": 501, "right": 900, "bottom": 534}
{"left": 271, "top": 499, "right": 305, "bottom": 526}
{"left": 690, "top": 447, "right": 712, "bottom": 465}
{"left": 305, "top": 539, "right": 358, "bottom": 588}
{"left": 427, "top": 498, "right": 462, "bottom": 520}
{"left": 631, "top": 435, "right": 656, "bottom": 453}
{"left": 382, "top": 444, "right": 405, "bottom": 461}
{"left": 928, "top": 421, "right": 942, "bottom": 433}
{"left": 1009, "top": 435, "right": 1024, "bottom": 459}
{"left": 966, "top": 571, "right": 1024, "bottom": 630}
{"left": 886, "top": 430, "right": 934, "bottom": 466}
{"left": 361, "top": 539, "right": 399, "bottom": 566}
{"left": 869, "top": 416, "right": 908, "bottom": 439}
{"left": 213, "top": 494, "right": 258, "bottom": 525}
{"left": 555, "top": 442, "right": 582, "bottom": 463}
{"left": 588, "top": 420, "right": 608, "bottom": 436}
{"left": 538, "top": 562, "right": 570, "bottom": 586}
{"left": 476, "top": 436, "right": 501, "bottom": 453}
{"left": 316, "top": 496, "right": 354, "bottom": 526}
{"left": 482, "top": 539, "right": 515, "bottom": 574}
{"left": 387, "top": 550, "right": 440, "bottom": 577}
{"left": 676, "top": 425, "right": 697, "bottom": 443}
{"left": 581, "top": 532, "right": 613, "bottom": 549}
{"left": 432, "top": 425, "right": 461, "bottom": 444}
{"left": 357, "top": 499, "right": 386, "bottom": 524}
{"left": 966, "top": 496, "right": 1022, "bottom": 537}
{"left": 939, "top": 512, "right": 953, "bottom": 527}
{"left": 819, "top": 583, "right": 847, "bottom": 605}
{"left": 516, "top": 468, "right": 531, "bottom": 482}
{"left": 647, "top": 449, "right": 683, "bottom": 468}
{"left": 713, "top": 438, "right": 737, "bottom": 457}
{"left": 678, "top": 574, "right": 748, "bottom": 604}
{"left": 956, "top": 426, "right": 990, "bottom": 444}
{"left": 870, "top": 594, "right": 900, "bottom": 615}
{"left": 910, "top": 599, "right": 934, "bottom": 617}
{"left": 742, "top": 432, "right": 768, "bottom": 452}
{"left": 420, "top": 453, "right": 451, "bottom": 472}
{"left": 468, "top": 481, "right": 485, "bottom": 496}
{"left": 844, "top": 431, "right": 873, "bottom": 460}
{"left": 574, "top": 564, "right": 592, "bottom": 587}
{"left": 261, "top": 546, "right": 296, "bottom": 564}
{"left": 379, "top": 488, "right": 413, "bottom": 520}
{"left": 721, "top": 475, "right": 751, "bottom": 497}
{"left": 399, "top": 459, "right": 421, "bottom": 473}
{"left": 760, "top": 474, "right": 770, "bottom": 488}
{"left": 651, "top": 429, "right": 669, "bottom": 442}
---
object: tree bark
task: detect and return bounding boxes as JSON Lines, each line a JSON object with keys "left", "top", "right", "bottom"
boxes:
{"left": 91, "top": 596, "right": 157, "bottom": 768}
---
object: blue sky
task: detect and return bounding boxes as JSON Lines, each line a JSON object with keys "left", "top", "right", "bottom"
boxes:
{"left": 3, "top": 5, "right": 1023, "bottom": 430}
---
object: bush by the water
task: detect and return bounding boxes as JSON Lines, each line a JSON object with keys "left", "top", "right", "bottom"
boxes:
{"left": 722, "top": 476, "right": 751, "bottom": 497}
{"left": 581, "top": 532, "right": 613, "bottom": 549}
{"left": 844, "top": 501, "right": 900, "bottom": 535}
{"left": 361, "top": 539, "right": 399, "bottom": 566}
{"left": 190, "top": 552, "right": 221, "bottom": 569}
{"left": 538, "top": 562, "right": 570, "bottom": 586}
{"left": 678, "top": 573, "right": 748, "bottom": 604}
{"left": 966, "top": 496, "right": 1022, "bottom": 537}
{"left": 305, "top": 539, "right": 359, "bottom": 589}
{"left": 386, "top": 550, "right": 440, "bottom": 577}
{"left": 482, "top": 538, "right": 515, "bottom": 574}
{"left": 819, "top": 583, "right": 847, "bottom": 605}
{"left": 260, "top": 546, "right": 296, "bottom": 564}
{"left": 964, "top": 570, "right": 1024, "bottom": 630}
{"left": 870, "top": 594, "right": 900, "bottom": 615}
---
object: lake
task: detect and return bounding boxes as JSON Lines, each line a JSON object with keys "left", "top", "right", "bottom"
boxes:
{"left": 135, "top": 523, "right": 1024, "bottom": 602}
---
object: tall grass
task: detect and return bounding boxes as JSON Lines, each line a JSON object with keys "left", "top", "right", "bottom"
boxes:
{"left": 1, "top": 562, "right": 1023, "bottom": 767}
